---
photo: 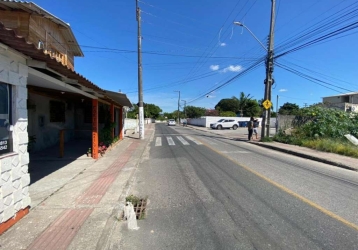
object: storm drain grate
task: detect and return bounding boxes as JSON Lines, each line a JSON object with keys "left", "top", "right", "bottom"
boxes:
{"left": 123, "top": 195, "right": 147, "bottom": 220}
{"left": 133, "top": 199, "right": 147, "bottom": 220}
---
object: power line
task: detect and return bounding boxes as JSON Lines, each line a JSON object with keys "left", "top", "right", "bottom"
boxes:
{"left": 81, "top": 48, "right": 263, "bottom": 59}
{"left": 180, "top": 0, "right": 244, "bottom": 83}
{"left": 140, "top": 10, "right": 215, "bottom": 35}
{"left": 187, "top": 57, "right": 265, "bottom": 104}
{"left": 275, "top": 2, "right": 358, "bottom": 55}
{"left": 279, "top": 59, "right": 358, "bottom": 89}
{"left": 138, "top": 0, "right": 207, "bottom": 25}
{"left": 275, "top": 62, "right": 354, "bottom": 94}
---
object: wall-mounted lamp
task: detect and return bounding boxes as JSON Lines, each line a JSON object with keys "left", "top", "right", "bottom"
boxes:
{"left": 61, "top": 91, "right": 65, "bottom": 94}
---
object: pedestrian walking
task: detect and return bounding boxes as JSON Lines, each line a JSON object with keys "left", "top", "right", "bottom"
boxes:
{"left": 252, "top": 118, "right": 259, "bottom": 140}
{"left": 247, "top": 117, "right": 254, "bottom": 141}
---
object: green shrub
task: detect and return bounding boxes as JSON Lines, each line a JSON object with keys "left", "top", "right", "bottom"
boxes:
{"left": 292, "top": 107, "right": 357, "bottom": 139}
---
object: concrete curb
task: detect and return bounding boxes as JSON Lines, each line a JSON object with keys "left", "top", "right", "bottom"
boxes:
{"left": 186, "top": 125, "right": 357, "bottom": 172}
{"left": 249, "top": 142, "right": 358, "bottom": 172}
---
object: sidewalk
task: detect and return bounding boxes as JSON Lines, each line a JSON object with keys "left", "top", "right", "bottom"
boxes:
{"left": 187, "top": 125, "right": 358, "bottom": 172}
{"left": 0, "top": 124, "right": 154, "bottom": 249}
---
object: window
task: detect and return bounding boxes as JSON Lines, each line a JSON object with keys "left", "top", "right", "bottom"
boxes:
{"left": 0, "top": 82, "right": 12, "bottom": 155}
{"left": 49, "top": 101, "right": 66, "bottom": 122}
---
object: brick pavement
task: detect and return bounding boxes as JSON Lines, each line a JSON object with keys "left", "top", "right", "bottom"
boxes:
{"left": 25, "top": 140, "right": 140, "bottom": 249}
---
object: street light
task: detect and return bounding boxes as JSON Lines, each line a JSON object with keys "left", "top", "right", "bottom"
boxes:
{"left": 174, "top": 91, "right": 180, "bottom": 123}
{"left": 233, "top": 0, "right": 275, "bottom": 139}
{"left": 233, "top": 22, "right": 267, "bottom": 51}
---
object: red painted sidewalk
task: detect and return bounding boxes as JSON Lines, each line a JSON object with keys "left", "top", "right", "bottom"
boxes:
{"left": 27, "top": 141, "right": 140, "bottom": 250}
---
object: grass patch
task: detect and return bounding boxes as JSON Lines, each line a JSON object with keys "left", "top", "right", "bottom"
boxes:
{"left": 260, "top": 136, "right": 273, "bottom": 142}
{"left": 126, "top": 194, "right": 141, "bottom": 206}
{"left": 274, "top": 135, "right": 358, "bottom": 158}
{"left": 301, "top": 139, "right": 358, "bottom": 158}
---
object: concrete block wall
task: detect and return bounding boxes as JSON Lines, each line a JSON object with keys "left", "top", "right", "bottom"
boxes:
{"left": 0, "top": 48, "right": 30, "bottom": 225}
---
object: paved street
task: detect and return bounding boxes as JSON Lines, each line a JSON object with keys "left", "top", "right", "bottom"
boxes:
{"left": 0, "top": 123, "right": 357, "bottom": 250}
{"left": 119, "top": 123, "right": 358, "bottom": 249}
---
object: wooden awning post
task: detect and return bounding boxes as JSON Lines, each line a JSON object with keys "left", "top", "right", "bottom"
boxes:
{"left": 119, "top": 106, "right": 123, "bottom": 140}
{"left": 92, "top": 99, "right": 99, "bottom": 159}
{"left": 110, "top": 103, "right": 114, "bottom": 139}
{"left": 59, "top": 129, "right": 65, "bottom": 158}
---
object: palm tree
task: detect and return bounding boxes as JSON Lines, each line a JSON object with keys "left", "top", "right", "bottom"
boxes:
{"left": 233, "top": 93, "right": 252, "bottom": 116}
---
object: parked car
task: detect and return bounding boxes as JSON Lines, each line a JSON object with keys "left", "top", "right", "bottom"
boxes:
{"left": 210, "top": 119, "right": 238, "bottom": 130}
{"left": 168, "top": 119, "right": 176, "bottom": 126}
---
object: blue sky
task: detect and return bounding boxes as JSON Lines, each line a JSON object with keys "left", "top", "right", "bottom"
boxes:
{"left": 32, "top": 0, "right": 358, "bottom": 113}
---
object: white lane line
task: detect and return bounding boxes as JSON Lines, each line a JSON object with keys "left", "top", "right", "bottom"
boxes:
{"left": 177, "top": 136, "right": 189, "bottom": 145}
{"left": 221, "top": 151, "right": 251, "bottom": 154}
{"left": 167, "top": 137, "right": 175, "bottom": 146}
{"left": 155, "top": 137, "right": 162, "bottom": 146}
{"left": 185, "top": 136, "right": 203, "bottom": 145}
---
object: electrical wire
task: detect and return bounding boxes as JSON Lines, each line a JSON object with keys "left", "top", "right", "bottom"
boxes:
{"left": 275, "top": 62, "right": 355, "bottom": 94}
{"left": 187, "top": 56, "right": 266, "bottom": 104}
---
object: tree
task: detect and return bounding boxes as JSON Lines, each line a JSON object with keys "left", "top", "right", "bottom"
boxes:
{"left": 215, "top": 93, "right": 260, "bottom": 117}
{"left": 163, "top": 112, "right": 174, "bottom": 119}
{"left": 127, "top": 104, "right": 138, "bottom": 119}
{"left": 237, "top": 93, "right": 253, "bottom": 116}
{"left": 243, "top": 99, "right": 261, "bottom": 117}
{"left": 205, "top": 109, "right": 220, "bottom": 116}
{"left": 127, "top": 103, "right": 162, "bottom": 119}
{"left": 185, "top": 105, "right": 206, "bottom": 118}
{"left": 220, "top": 111, "right": 236, "bottom": 117}
{"left": 215, "top": 97, "right": 240, "bottom": 113}
{"left": 279, "top": 102, "right": 300, "bottom": 115}
{"left": 145, "top": 104, "right": 162, "bottom": 119}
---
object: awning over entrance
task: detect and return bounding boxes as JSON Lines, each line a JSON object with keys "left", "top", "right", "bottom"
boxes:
{"left": 104, "top": 90, "right": 133, "bottom": 108}
{"left": 28, "top": 68, "right": 97, "bottom": 99}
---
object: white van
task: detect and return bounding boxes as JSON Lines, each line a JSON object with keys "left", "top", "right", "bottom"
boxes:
{"left": 210, "top": 119, "right": 238, "bottom": 130}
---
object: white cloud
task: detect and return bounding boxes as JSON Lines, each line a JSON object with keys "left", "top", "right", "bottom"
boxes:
{"left": 221, "top": 65, "right": 243, "bottom": 73}
{"left": 220, "top": 42, "right": 226, "bottom": 47}
{"left": 210, "top": 65, "right": 220, "bottom": 71}
{"left": 279, "top": 89, "right": 288, "bottom": 92}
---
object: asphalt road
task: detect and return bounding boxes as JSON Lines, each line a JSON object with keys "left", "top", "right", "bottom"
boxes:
{"left": 120, "top": 123, "right": 358, "bottom": 250}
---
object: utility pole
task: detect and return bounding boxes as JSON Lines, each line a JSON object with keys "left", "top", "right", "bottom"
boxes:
{"left": 136, "top": 0, "right": 144, "bottom": 139}
{"left": 174, "top": 91, "right": 180, "bottom": 123}
{"left": 261, "top": 0, "right": 276, "bottom": 139}
{"left": 182, "top": 100, "right": 186, "bottom": 117}
{"left": 276, "top": 94, "right": 279, "bottom": 133}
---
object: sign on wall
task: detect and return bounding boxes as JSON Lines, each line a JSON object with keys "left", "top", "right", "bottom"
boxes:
{"left": 0, "top": 139, "right": 10, "bottom": 154}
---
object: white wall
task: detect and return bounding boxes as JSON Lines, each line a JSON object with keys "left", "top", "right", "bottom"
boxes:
{"left": 188, "top": 116, "right": 265, "bottom": 127}
{"left": 124, "top": 118, "right": 137, "bottom": 131}
{"left": 0, "top": 48, "right": 31, "bottom": 224}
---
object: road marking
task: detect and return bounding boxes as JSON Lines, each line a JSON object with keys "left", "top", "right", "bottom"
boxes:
{"left": 185, "top": 136, "right": 203, "bottom": 145}
{"left": 221, "top": 150, "right": 251, "bottom": 154}
{"left": 155, "top": 137, "right": 162, "bottom": 146}
{"left": 177, "top": 136, "right": 189, "bottom": 145}
{"left": 200, "top": 140, "right": 358, "bottom": 231}
{"left": 166, "top": 137, "right": 175, "bottom": 146}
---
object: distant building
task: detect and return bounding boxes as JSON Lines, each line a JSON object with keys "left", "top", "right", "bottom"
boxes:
{"left": 322, "top": 92, "right": 358, "bottom": 112}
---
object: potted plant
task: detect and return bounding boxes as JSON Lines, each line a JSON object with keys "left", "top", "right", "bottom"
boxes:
{"left": 98, "top": 142, "right": 107, "bottom": 156}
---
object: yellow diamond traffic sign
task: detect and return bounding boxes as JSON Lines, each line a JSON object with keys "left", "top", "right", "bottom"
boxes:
{"left": 262, "top": 99, "right": 272, "bottom": 110}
